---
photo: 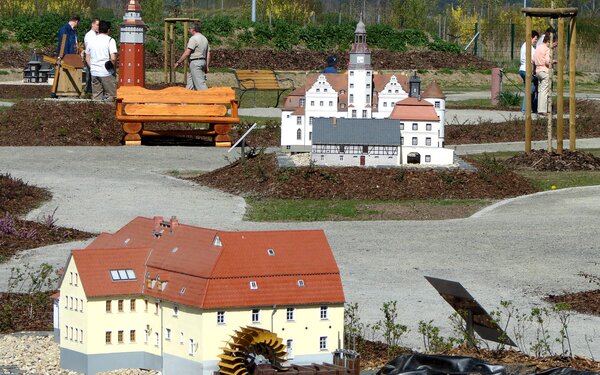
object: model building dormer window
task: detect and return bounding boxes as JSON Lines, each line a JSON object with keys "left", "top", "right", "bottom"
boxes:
{"left": 213, "top": 234, "right": 222, "bottom": 247}
{"left": 217, "top": 311, "right": 225, "bottom": 324}
{"left": 267, "top": 248, "right": 275, "bottom": 256}
{"left": 249, "top": 281, "right": 258, "bottom": 290}
{"left": 110, "top": 269, "right": 136, "bottom": 281}
{"left": 297, "top": 279, "right": 305, "bottom": 287}
{"left": 320, "top": 306, "right": 328, "bottom": 319}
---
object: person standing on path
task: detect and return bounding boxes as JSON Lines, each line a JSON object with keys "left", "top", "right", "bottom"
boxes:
{"left": 520, "top": 30, "right": 539, "bottom": 113}
{"left": 534, "top": 31, "right": 555, "bottom": 116}
{"left": 173, "top": 22, "right": 210, "bottom": 90}
{"left": 56, "top": 15, "right": 80, "bottom": 57}
{"left": 85, "top": 21, "right": 117, "bottom": 101}
{"left": 83, "top": 18, "right": 100, "bottom": 95}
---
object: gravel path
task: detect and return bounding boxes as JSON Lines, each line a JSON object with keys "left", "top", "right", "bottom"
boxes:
{"left": 0, "top": 333, "right": 157, "bottom": 375}
{"left": 1, "top": 146, "right": 600, "bottom": 366}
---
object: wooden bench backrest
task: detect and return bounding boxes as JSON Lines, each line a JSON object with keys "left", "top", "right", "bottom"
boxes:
{"left": 116, "top": 86, "right": 238, "bottom": 118}
{"left": 117, "top": 86, "right": 236, "bottom": 105}
{"left": 234, "top": 69, "right": 281, "bottom": 90}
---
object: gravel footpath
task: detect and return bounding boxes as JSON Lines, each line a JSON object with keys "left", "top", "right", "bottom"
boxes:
{"left": 0, "top": 333, "right": 158, "bottom": 375}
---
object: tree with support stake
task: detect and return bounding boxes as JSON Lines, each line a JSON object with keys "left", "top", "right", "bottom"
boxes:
{"left": 522, "top": 7, "right": 577, "bottom": 155}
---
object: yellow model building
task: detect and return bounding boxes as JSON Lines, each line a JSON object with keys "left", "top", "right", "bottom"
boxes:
{"left": 56, "top": 216, "right": 345, "bottom": 375}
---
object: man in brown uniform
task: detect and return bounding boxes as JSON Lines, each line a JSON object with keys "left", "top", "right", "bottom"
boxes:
{"left": 174, "top": 22, "right": 210, "bottom": 90}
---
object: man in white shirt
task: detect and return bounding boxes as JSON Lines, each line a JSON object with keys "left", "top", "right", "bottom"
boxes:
{"left": 86, "top": 20, "right": 117, "bottom": 101}
{"left": 520, "top": 30, "right": 539, "bottom": 113}
{"left": 83, "top": 18, "right": 99, "bottom": 95}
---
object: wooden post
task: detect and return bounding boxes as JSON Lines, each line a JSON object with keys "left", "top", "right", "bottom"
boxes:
{"left": 50, "top": 34, "right": 67, "bottom": 98}
{"left": 556, "top": 17, "right": 565, "bottom": 154}
{"left": 183, "top": 21, "right": 189, "bottom": 86}
{"left": 169, "top": 23, "right": 175, "bottom": 83}
{"left": 547, "top": 27, "right": 554, "bottom": 153}
{"left": 525, "top": 15, "right": 532, "bottom": 154}
{"left": 569, "top": 16, "right": 577, "bottom": 151}
{"left": 164, "top": 21, "right": 169, "bottom": 83}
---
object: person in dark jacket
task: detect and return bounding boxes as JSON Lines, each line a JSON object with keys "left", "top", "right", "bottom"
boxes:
{"left": 322, "top": 55, "right": 339, "bottom": 73}
{"left": 56, "top": 15, "right": 80, "bottom": 57}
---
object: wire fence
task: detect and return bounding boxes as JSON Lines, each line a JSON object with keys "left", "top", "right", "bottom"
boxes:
{"left": 445, "top": 21, "right": 600, "bottom": 72}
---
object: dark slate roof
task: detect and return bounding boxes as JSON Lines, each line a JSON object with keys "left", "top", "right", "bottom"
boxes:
{"left": 312, "top": 118, "right": 401, "bottom": 146}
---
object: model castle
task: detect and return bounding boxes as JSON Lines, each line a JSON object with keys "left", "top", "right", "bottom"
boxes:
{"left": 280, "top": 18, "right": 454, "bottom": 166}
{"left": 55, "top": 216, "right": 345, "bottom": 375}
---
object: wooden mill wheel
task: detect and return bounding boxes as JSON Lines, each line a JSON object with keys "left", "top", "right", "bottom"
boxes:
{"left": 218, "top": 326, "right": 288, "bottom": 375}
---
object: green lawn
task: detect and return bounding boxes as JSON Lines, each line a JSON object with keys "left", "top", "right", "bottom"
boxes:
{"left": 245, "top": 198, "right": 490, "bottom": 222}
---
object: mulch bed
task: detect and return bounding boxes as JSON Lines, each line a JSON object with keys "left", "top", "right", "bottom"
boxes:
{"left": 445, "top": 101, "right": 600, "bottom": 145}
{"left": 3, "top": 48, "right": 494, "bottom": 71}
{"left": 546, "top": 290, "right": 600, "bottom": 317}
{"left": 191, "top": 153, "right": 538, "bottom": 200}
{"left": 505, "top": 149, "right": 600, "bottom": 171}
{"left": 0, "top": 292, "right": 54, "bottom": 333}
{"left": 0, "top": 173, "right": 50, "bottom": 215}
{"left": 0, "top": 174, "right": 93, "bottom": 261}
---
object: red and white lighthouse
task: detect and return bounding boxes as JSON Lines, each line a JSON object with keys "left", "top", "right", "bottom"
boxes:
{"left": 118, "top": 0, "right": 146, "bottom": 87}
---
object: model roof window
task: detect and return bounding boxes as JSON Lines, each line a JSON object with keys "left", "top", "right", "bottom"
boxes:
{"left": 110, "top": 269, "right": 136, "bottom": 281}
{"left": 267, "top": 248, "right": 275, "bottom": 256}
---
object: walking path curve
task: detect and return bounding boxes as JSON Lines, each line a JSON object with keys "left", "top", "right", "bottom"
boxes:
{"left": 1, "top": 146, "right": 599, "bottom": 356}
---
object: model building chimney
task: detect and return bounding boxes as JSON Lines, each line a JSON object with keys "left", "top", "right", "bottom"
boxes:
{"left": 170, "top": 216, "right": 179, "bottom": 228}
{"left": 153, "top": 216, "right": 163, "bottom": 227}
{"left": 332, "top": 117, "right": 337, "bottom": 125}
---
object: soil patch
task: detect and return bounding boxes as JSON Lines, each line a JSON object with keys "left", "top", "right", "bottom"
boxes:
{"left": 505, "top": 149, "right": 600, "bottom": 171}
{"left": 0, "top": 84, "right": 49, "bottom": 100}
{"left": 545, "top": 290, "right": 600, "bottom": 317}
{"left": 344, "top": 200, "right": 489, "bottom": 221}
{"left": 191, "top": 153, "right": 538, "bottom": 200}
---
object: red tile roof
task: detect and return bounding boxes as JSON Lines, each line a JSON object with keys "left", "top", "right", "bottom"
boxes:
{"left": 422, "top": 80, "right": 446, "bottom": 99}
{"left": 388, "top": 97, "right": 440, "bottom": 121}
{"left": 71, "top": 247, "right": 150, "bottom": 297}
{"left": 72, "top": 217, "right": 345, "bottom": 309}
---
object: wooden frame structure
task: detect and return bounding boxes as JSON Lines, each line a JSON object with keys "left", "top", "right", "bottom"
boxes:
{"left": 522, "top": 7, "right": 577, "bottom": 154}
{"left": 163, "top": 17, "right": 199, "bottom": 85}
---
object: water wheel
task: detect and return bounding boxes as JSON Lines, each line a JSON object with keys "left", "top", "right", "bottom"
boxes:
{"left": 218, "top": 326, "right": 288, "bottom": 375}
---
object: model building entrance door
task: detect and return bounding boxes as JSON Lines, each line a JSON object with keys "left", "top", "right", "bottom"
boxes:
{"left": 360, "top": 156, "right": 365, "bottom": 165}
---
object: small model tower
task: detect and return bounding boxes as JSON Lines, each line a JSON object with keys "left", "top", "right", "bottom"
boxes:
{"left": 409, "top": 72, "right": 421, "bottom": 98}
{"left": 118, "top": 0, "right": 146, "bottom": 87}
{"left": 347, "top": 15, "right": 373, "bottom": 119}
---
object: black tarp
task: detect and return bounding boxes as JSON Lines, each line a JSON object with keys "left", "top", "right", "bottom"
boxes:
{"left": 376, "top": 354, "right": 600, "bottom": 375}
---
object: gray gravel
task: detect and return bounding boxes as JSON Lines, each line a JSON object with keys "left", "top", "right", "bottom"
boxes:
{"left": 1, "top": 146, "right": 600, "bottom": 360}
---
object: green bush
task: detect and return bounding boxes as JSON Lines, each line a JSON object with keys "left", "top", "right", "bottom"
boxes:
{"left": 428, "top": 37, "right": 461, "bottom": 53}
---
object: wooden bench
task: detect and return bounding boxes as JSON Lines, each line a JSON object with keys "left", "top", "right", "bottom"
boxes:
{"left": 116, "top": 86, "right": 239, "bottom": 147}
{"left": 233, "top": 69, "right": 294, "bottom": 107}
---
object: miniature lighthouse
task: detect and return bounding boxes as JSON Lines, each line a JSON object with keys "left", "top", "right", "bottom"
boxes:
{"left": 118, "top": 0, "right": 146, "bottom": 87}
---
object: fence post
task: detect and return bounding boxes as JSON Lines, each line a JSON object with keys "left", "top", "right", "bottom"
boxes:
{"left": 474, "top": 21, "right": 478, "bottom": 56}
{"left": 511, "top": 22, "right": 515, "bottom": 62}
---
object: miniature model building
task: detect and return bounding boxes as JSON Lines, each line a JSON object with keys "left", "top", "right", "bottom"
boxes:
{"left": 56, "top": 216, "right": 345, "bottom": 375}
{"left": 280, "top": 18, "right": 454, "bottom": 166}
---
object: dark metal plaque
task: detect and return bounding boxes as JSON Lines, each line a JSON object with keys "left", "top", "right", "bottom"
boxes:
{"left": 425, "top": 276, "right": 516, "bottom": 347}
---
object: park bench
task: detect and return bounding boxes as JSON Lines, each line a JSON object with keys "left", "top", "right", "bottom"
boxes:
{"left": 115, "top": 86, "right": 239, "bottom": 147}
{"left": 233, "top": 69, "right": 295, "bottom": 107}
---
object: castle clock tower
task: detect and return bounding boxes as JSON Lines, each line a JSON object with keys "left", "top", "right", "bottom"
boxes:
{"left": 347, "top": 16, "right": 373, "bottom": 119}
